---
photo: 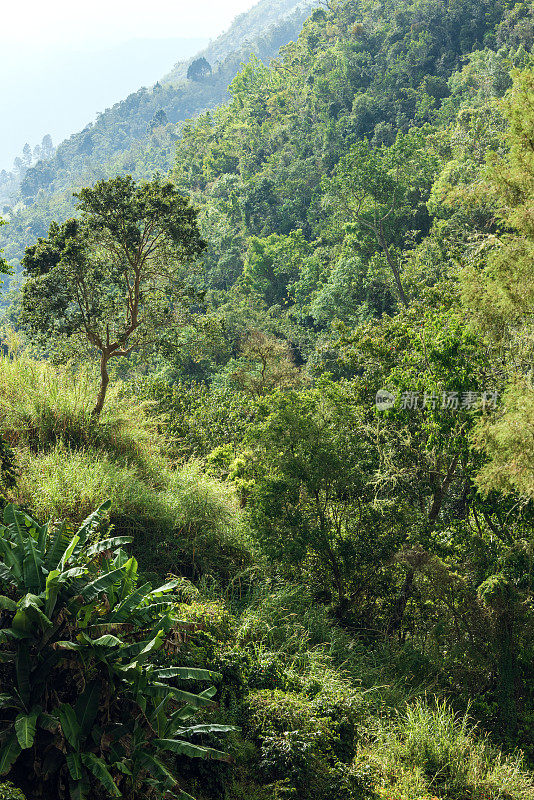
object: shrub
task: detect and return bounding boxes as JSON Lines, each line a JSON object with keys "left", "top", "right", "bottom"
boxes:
{"left": 239, "top": 688, "right": 365, "bottom": 800}
{"left": 0, "top": 502, "right": 233, "bottom": 800}
{"left": 0, "top": 784, "right": 25, "bottom": 799}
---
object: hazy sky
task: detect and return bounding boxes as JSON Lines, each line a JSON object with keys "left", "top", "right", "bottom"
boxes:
{"left": 0, "top": 0, "right": 260, "bottom": 172}
{"left": 1, "top": 0, "right": 258, "bottom": 44}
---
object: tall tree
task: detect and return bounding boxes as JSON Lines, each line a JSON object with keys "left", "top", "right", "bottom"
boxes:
{"left": 462, "top": 66, "right": 534, "bottom": 499}
{"left": 21, "top": 177, "right": 205, "bottom": 416}
{"left": 41, "top": 134, "right": 54, "bottom": 159}
{"left": 324, "top": 131, "right": 439, "bottom": 309}
{"left": 22, "top": 144, "right": 32, "bottom": 167}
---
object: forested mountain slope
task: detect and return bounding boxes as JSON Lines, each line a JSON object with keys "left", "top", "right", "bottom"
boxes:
{"left": 1, "top": 1, "right": 534, "bottom": 797}
{"left": 0, "top": 0, "right": 311, "bottom": 270}
{"left": 163, "top": 0, "right": 313, "bottom": 82}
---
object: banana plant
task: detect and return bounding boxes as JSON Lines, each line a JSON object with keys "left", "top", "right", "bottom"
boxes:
{"left": 0, "top": 503, "right": 234, "bottom": 800}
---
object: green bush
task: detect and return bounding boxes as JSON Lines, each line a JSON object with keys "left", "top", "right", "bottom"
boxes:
{"left": 239, "top": 688, "right": 365, "bottom": 800}
{"left": 0, "top": 502, "right": 233, "bottom": 800}
{"left": 0, "top": 783, "right": 25, "bottom": 799}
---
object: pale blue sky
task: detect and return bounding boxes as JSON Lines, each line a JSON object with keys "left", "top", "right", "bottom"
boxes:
{"left": 2, "top": 0, "right": 258, "bottom": 44}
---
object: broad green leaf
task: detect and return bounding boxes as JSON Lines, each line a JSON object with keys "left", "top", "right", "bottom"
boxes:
{"left": 59, "top": 535, "right": 80, "bottom": 570}
{"left": 44, "top": 521, "right": 72, "bottom": 569}
{"left": 114, "top": 761, "right": 133, "bottom": 777}
{"left": 79, "top": 564, "right": 128, "bottom": 603}
{"left": 60, "top": 566, "right": 88, "bottom": 580}
{"left": 173, "top": 724, "right": 238, "bottom": 736}
{"left": 134, "top": 630, "right": 164, "bottom": 662}
{"left": 156, "top": 667, "right": 221, "bottom": 682}
{"left": 54, "top": 640, "right": 83, "bottom": 652}
{"left": 86, "top": 536, "right": 132, "bottom": 558}
{"left": 58, "top": 703, "right": 81, "bottom": 749}
{"left": 146, "top": 580, "right": 183, "bottom": 598}
{"left": 15, "top": 644, "right": 30, "bottom": 707}
{"left": 154, "top": 738, "right": 232, "bottom": 762}
{"left": 137, "top": 752, "right": 176, "bottom": 787}
{"left": 72, "top": 501, "right": 112, "bottom": 559}
{"left": 45, "top": 569, "right": 61, "bottom": 598}
{"left": 45, "top": 569, "right": 61, "bottom": 617}
{"left": 22, "top": 529, "right": 44, "bottom": 593}
{"left": 89, "top": 634, "right": 123, "bottom": 648}
{"left": 109, "top": 581, "right": 151, "bottom": 622}
{"left": 75, "top": 680, "right": 100, "bottom": 739}
{"left": 170, "top": 687, "right": 217, "bottom": 722}
{"left": 120, "top": 554, "right": 138, "bottom": 598}
{"left": 0, "top": 595, "right": 17, "bottom": 611}
{"left": 0, "top": 732, "right": 21, "bottom": 775}
{"left": 4, "top": 506, "right": 27, "bottom": 556}
{"left": 15, "top": 708, "right": 40, "bottom": 749}
{"left": 81, "top": 753, "right": 120, "bottom": 797}
{"left": 167, "top": 686, "right": 218, "bottom": 710}
{"left": 14, "top": 595, "right": 52, "bottom": 632}
{"left": 66, "top": 752, "right": 83, "bottom": 781}
{"left": 0, "top": 537, "right": 23, "bottom": 583}
{"left": 36, "top": 521, "right": 49, "bottom": 554}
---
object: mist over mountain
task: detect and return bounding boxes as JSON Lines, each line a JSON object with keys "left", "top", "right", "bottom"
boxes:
{"left": 0, "top": 0, "right": 312, "bottom": 266}
{"left": 0, "top": 38, "right": 208, "bottom": 172}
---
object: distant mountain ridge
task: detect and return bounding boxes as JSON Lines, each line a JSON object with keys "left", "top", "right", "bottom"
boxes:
{"left": 11, "top": 0, "right": 313, "bottom": 203}
{"left": 163, "top": 0, "right": 314, "bottom": 82}
{"left": 0, "top": 37, "right": 208, "bottom": 175}
{"left": 0, "top": 0, "right": 314, "bottom": 271}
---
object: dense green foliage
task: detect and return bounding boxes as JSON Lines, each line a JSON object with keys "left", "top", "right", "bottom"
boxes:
{"left": 0, "top": 501, "right": 233, "bottom": 800}
{"left": 21, "top": 176, "right": 205, "bottom": 415}
{"left": 1, "top": 0, "right": 534, "bottom": 797}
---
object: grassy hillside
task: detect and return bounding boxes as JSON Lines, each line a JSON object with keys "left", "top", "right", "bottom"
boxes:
{"left": 0, "top": 353, "right": 533, "bottom": 800}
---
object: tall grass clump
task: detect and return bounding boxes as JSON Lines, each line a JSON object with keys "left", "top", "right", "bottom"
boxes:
{"left": 163, "top": 461, "right": 253, "bottom": 579}
{"left": 0, "top": 355, "right": 164, "bottom": 479}
{"left": 16, "top": 445, "right": 171, "bottom": 527}
{"left": 16, "top": 447, "right": 251, "bottom": 579}
{"left": 357, "top": 699, "right": 534, "bottom": 800}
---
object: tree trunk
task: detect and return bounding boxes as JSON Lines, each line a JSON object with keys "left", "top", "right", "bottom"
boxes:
{"left": 386, "top": 568, "right": 414, "bottom": 637}
{"left": 376, "top": 227, "right": 409, "bottom": 309}
{"left": 92, "top": 352, "right": 110, "bottom": 417}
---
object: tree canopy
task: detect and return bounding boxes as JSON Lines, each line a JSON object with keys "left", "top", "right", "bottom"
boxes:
{"left": 21, "top": 177, "right": 205, "bottom": 414}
